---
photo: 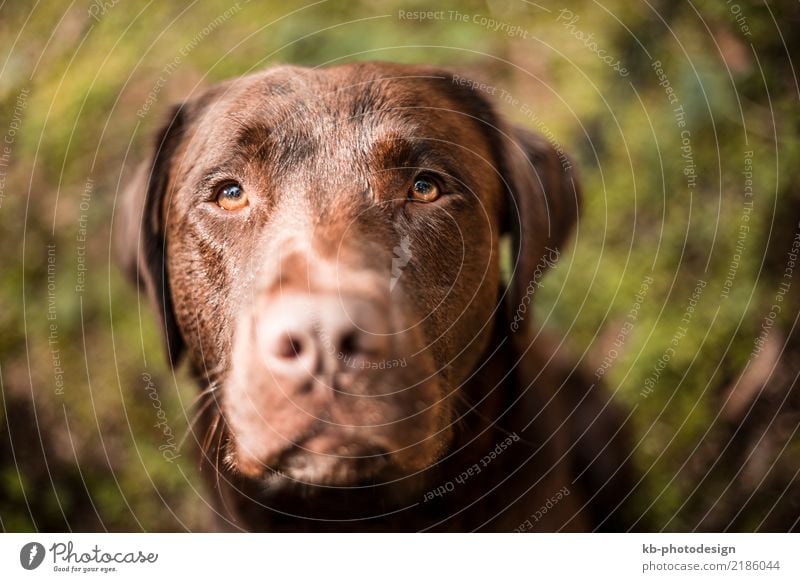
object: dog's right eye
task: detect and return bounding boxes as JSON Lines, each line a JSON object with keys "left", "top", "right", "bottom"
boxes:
{"left": 409, "top": 175, "right": 441, "bottom": 203}
{"left": 215, "top": 182, "right": 248, "bottom": 211}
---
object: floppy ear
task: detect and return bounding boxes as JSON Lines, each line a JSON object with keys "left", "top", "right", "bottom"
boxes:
{"left": 434, "top": 69, "right": 580, "bottom": 323}
{"left": 500, "top": 125, "right": 581, "bottom": 318}
{"left": 116, "top": 106, "right": 188, "bottom": 366}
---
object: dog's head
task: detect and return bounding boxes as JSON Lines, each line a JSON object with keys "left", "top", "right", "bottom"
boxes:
{"left": 118, "top": 62, "right": 579, "bottom": 488}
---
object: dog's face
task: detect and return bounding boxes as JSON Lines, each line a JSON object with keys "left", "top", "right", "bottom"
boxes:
{"left": 119, "top": 62, "right": 578, "bottom": 488}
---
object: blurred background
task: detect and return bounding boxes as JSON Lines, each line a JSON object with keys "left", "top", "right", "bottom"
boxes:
{"left": 1, "top": 0, "right": 798, "bottom": 531}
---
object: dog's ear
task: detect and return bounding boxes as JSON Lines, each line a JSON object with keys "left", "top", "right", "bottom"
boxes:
{"left": 116, "top": 105, "right": 188, "bottom": 366}
{"left": 434, "top": 70, "right": 580, "bottom": 324}
{"left": 500, "top": 125, "right": 581, "bottom": 318}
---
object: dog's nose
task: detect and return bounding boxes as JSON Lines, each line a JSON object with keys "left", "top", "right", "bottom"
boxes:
{"left": 256, "top": 294, "right": 389, "bottom": 383}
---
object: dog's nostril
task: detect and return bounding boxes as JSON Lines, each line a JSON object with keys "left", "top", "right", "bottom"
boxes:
{"left": 276, "top": 334, "right": 305, "bottom": 359}
{"left": 338, "top": 331, "right": 360, "bottom": 357}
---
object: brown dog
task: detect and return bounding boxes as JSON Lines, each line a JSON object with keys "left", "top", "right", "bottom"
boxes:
{"left": 118, "top": 61, "right": 637, "bottom": 531}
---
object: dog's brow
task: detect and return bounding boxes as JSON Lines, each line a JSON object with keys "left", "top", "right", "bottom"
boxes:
{"left": 235, "top": 121, "right": 272, "bottom": 150}
{"left": 365, "top": 132, "right": 464, "bottom": 187}
{"left": 368, "top": 133, "right": 416, "bottom": 165}
{"left": 233, "top": 118, "right": 316, "bottom": 167}
{"left": 198, "top": 166, "right": 229, "bottom": 188}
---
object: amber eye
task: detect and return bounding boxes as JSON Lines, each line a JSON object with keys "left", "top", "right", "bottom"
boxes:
{"left": 409, "top": 176, "right": 440, "bottom": 202}
{"left": 215, "top": 182, "right": 248, "bottom": 211}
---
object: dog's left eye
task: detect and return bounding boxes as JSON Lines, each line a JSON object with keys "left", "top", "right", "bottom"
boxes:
{"left": 215, "top": 182, "right": 248, "bottom": 211}
{"left": 409, "top": 176, "right": 440, "bottom": 203}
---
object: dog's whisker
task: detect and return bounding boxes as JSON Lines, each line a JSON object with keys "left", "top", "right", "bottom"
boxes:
{"left": 195, "top": 359, "right": 228, "bottom": 386}
{"left": 178, "top": 393, "right": 220, "bottom": 452}
{"left": 186, "top": 382, "right": 220, "bottom": 410}
{"left": 214, "top": 416, "right": 228, "bottom": 493}
{"left": 200, "top": 410, "right": 222, "bottom": 469}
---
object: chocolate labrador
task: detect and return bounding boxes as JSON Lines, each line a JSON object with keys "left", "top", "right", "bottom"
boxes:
{"left": 117, "top": 61, "right": 637, "bottom": 531}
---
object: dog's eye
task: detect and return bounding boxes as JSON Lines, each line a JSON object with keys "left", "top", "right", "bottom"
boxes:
{"left": 409, "top": 176, "right": 440, "bottom": 203}
{"left": 215, "top": 182, "right": 248, "bottom": 211}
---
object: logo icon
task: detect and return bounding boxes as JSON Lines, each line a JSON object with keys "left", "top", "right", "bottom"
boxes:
{"left": 20, "top": 542, "right": 45, "bottom": 570}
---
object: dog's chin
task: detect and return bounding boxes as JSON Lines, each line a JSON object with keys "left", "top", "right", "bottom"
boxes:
{"left": 231, "top": 439, "right": 446, "bottom": 493}
{"left": 265, "top": 448, "right": 394, "bottom": 488}
{"left": 244, "top": 457, "right": 431, "bottom": 511}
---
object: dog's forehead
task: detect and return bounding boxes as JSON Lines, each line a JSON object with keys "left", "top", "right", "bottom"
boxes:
{"left": 192, "top": 65, "right": 470, "bottom": 155}
{"left": 229, "top": 64, "right": 452, "bottom": 116}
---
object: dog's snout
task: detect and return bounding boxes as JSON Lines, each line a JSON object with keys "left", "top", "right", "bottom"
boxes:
{"left": 256, "top": 293, "right": 390, "bottom": 383}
